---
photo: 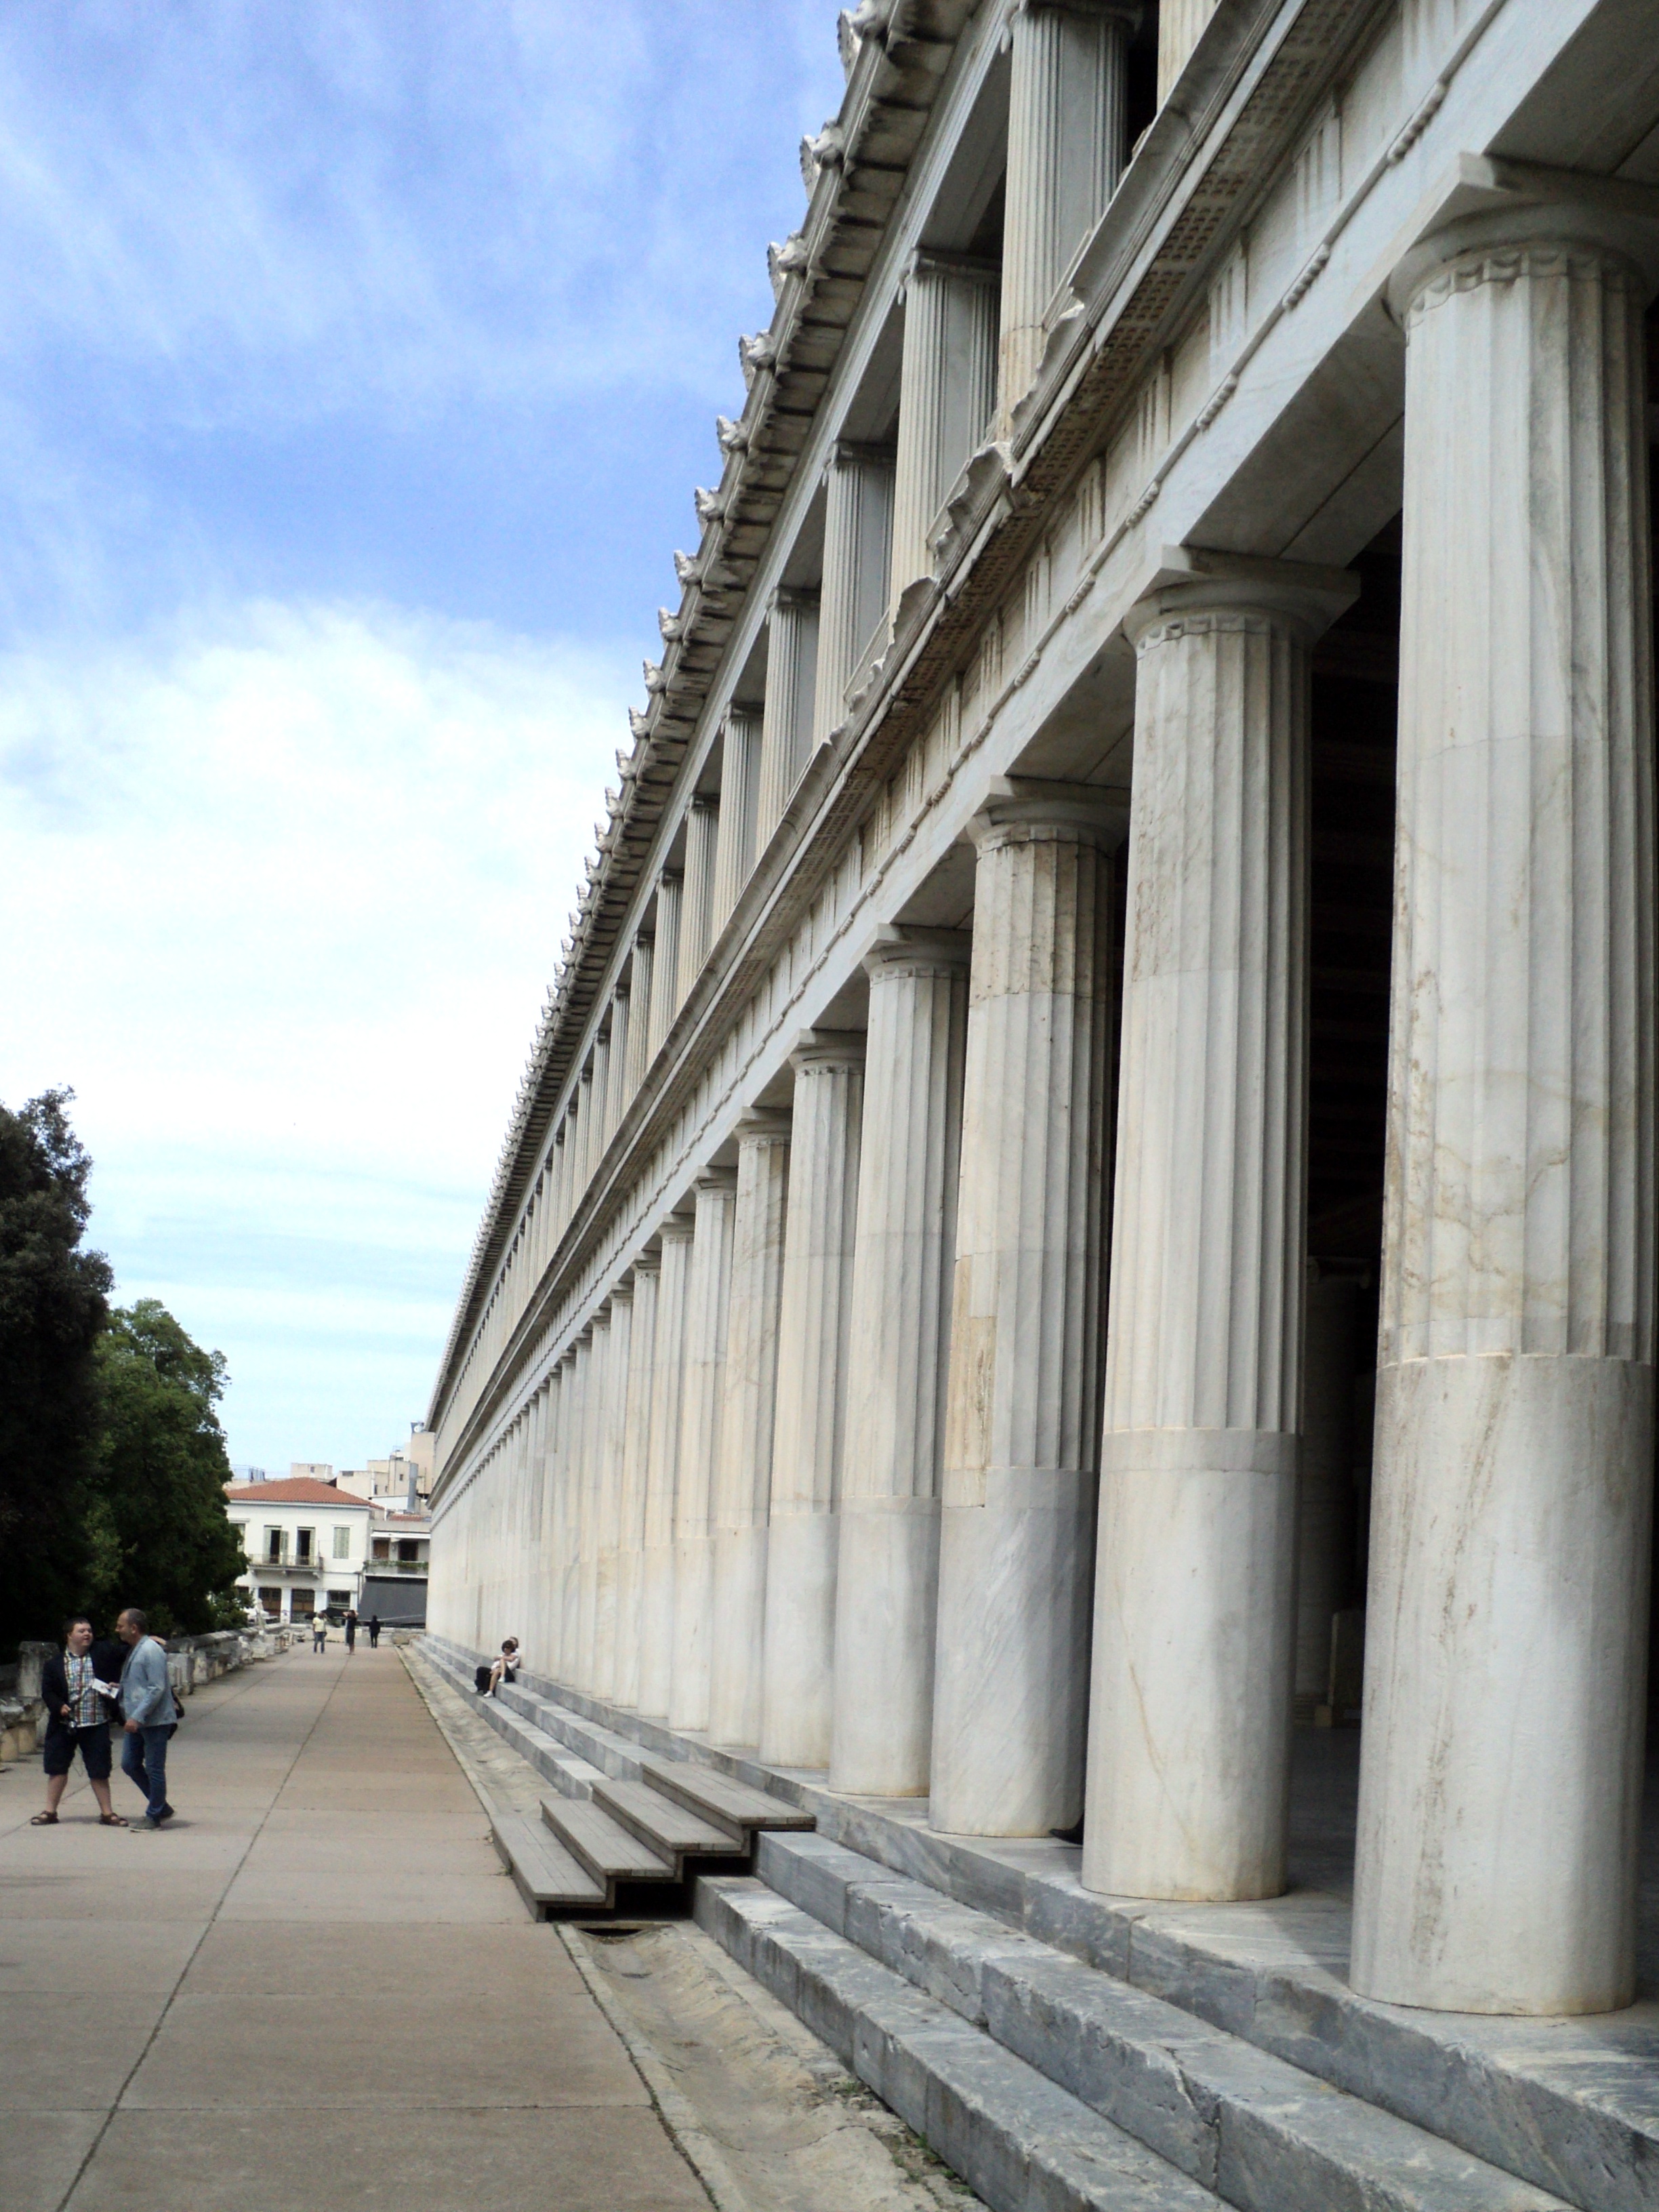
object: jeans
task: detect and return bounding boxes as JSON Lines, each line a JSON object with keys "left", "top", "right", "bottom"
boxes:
{"left": 122, "top": 1724, "right": 172, "bottom": 1821}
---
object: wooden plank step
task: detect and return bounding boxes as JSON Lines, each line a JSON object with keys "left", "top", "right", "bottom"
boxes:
{"left": 593, "top": 1777, "right": 750, "bottom": 1865}
{"left": 490, "top": 1814, "right": 605, "bottom": 1913}
{"left": 541, "top": 1796, "right": 675, "bottom": 1885}
{"left": 639, "top": 1757, "right": 816, "bottom": 1844}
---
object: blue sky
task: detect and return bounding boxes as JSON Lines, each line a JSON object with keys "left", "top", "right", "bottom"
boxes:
{"left": 1, "top": 1, "right": 846, "bottom": 1473}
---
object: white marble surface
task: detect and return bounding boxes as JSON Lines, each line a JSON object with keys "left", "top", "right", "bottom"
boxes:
{"left": 639, "top": 1216, "right": 695, "bottom": 1718}
{"left": 1089, "top": 565, "right": 1345, "bottom": 1902}
{"left": 615, "top": 1258, "right": 659, "bottom": 1709}
{"left": 814, "top": 442, "right": 894, "bottom": 746}
{"left": 761, "top": 1035, "right": 865, "bottom": 1767}
{"left": 670, "top": 1170, "right": 737, "bottom": 1733}
{"left": 758, "top": 590, "right": 819, "bottom": 847}
{"left": 1353, "top": 212, "right": 1657, "bottom": 2016}
{"left": 710, "top": 1115, "right": 791, "bottom": 1749}
{"left": 931, "top": 790, "right": 1118, "bottom": 1838}
{"left": 832, "top": 931, "right": 969, "bottom": 1797}
{"left": 998, "top": 0, "right": 1129, "bottom": 425}
{"left": 890, "top": 254, "right": 997, "bottom": 602}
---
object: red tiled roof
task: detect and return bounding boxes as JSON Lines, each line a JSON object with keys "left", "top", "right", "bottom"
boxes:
{"left": 224, "top": 1479, "right": 373, "bottom": 1508}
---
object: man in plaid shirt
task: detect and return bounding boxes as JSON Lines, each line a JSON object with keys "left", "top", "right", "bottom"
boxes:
{"left": 32, "top": 1616, "right": 124, "bottom": 1826}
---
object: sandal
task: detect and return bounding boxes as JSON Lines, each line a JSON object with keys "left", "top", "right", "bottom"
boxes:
{"left": 99, "top": 1812, "right": 128, "bottom": 1827}
{"left": 29, "top": 1811, "right": 58, "bottom": 1825}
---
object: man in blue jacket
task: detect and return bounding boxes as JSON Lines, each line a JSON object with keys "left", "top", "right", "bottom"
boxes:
{"left": 116, "top": 1608, "right": 178, "bottom": 1830}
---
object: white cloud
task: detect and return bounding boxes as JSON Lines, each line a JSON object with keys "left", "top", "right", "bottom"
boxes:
{"left": 0, "top": 0, "right": 844, "bottom": 426}
{"left": 0, "top": 597, "right": 626, "bottom": 1467}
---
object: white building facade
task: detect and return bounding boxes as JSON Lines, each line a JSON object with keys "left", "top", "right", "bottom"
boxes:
{"left": 426, "top": 0, "right": 1659, "bottom": 2038}
{"left": 226, "top": 1478, "right": 373, "bottom": 1623}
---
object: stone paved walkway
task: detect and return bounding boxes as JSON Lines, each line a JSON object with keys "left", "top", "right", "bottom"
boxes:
{"left": 0, "top": 1641, "right": 708, "bottom": 2212}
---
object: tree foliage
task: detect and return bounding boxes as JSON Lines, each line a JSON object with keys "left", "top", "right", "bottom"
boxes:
{"left": 1, "top": 1093, "right": 245, "bottom": 1652}
{"left": 0, "top": 1091, "right": 112, "bottom": 1650}
{"left": 94, "top": 1298, "right": 246, "bottom": 1636}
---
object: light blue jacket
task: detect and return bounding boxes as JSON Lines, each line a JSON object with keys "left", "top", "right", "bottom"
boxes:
{"left": 121, "top": 1636, "right": 176, "bottom": 1727}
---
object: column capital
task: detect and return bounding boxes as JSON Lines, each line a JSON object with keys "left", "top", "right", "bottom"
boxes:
{"left": 1011, "top": 0, "right": 1141, "bottom": 22}
{"left": 1387, "top": 157, "right": 1659, "bottom": 325}
{"left": 610, "top": 1273, "right": 636, "bottom": 1304}
{"left": 969, "top": 775, "right": 1129, "bottom": 852}
{"left": 1126, "top": 546, "right": 1358, "bottom": 653}
{"left": 628, "top": 1247, "right": 663, "bottom": 1278}
{"left": 826, "top": 437, "right": 896, "bottom": 475}
{"left": 787, "top": 1026, "right": 867, "bottom": 1074}
{"left": 688, "top": 792, "right": 720, "bottom": 819}
{"left": 903, "top": 247, "right": 1000, "bottom": 291}
{"left": 657, "top": 1208, "right": 698, "bottom": 1244}
{"left": 735, "top": 1108, "right": 793, "bottom": 1148}
{"left": 861, "top": 923, "right": 972, "bottom": 981}
{"left": 693, "top": 1165, "right": 738, "bottom": 1193}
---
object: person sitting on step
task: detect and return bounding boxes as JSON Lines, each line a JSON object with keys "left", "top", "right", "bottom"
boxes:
{"left": 487, "top": 1638, "right": 520, "bottom": 1698}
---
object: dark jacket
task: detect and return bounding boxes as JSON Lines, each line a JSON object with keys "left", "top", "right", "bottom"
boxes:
{"left": 41, "top": 1639, "right": 124, "bottom": 1736}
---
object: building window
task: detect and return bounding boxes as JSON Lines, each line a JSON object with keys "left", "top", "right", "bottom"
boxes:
{"left": 398, "top": 1539, "right": 420, "bottom": 1564}
{"left": 373, "top": 1538, "right": 390, "bottom": 1561}
{"left": 296, "top": 1528, "right": 314, "bottom": 1564}
{"left": 328, "top": 1589, "right": 352, "bottom": 1611}
{"left": 332, "top": 1525, "right": 350, "bottom": 1559}
{"left": 265, "top": 1528, "right": 283, "bottom": 1563}
{"left": 231, "top": 1521, "right": 247, "bottom": 1549}
{"left": 256, "top": 1587, "right": 281, "bottom": 1616}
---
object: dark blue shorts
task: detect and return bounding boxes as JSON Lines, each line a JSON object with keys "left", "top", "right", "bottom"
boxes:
{"left": 43, "top": 1723, "right": 113, "bottom": 1782}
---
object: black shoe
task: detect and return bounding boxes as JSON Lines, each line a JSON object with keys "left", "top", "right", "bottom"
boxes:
{"left": 155, "top": 1804, "right": 176, "bottom": 1823}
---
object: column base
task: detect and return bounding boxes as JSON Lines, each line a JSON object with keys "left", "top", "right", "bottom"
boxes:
{"left": 831, "top": 1498, "right": 940, "bottom": 1797}
{"left": 668, "top": 1534, "right": 714, "bottom": 1734}
{"left": 1352, "top": 1353, "right": 1652, "bottom": 2016}
{"left": 930, "top": 1469, "right": 1094, "bottom": 1837}
{"left": 760, "top": 1511, "right": 838, "bottom": 1769}
{"left": 708, "top": 1525, "right": 767, "bottom": 1750}
{"left": 1085, "top": 1430, "right": 1296, "bottom": 1902}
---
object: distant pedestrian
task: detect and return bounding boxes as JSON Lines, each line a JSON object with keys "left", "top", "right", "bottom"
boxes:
{"left": 312, "top": 1610, "right": 327, "bottom": 1653}
{"left": 33, "top": 1616, "right": 125, "bottom": 1827}
{"left": 487, "top": 1638, "right": 520, "bottom": 1698}
{"left": 367, "top": 1615, "right": 380, "bottom": 1649}
{"left": 115, "top": 1608, "right": 179, "bottom": 1831}
{"left": 344, "top": 1609, "right": 357, "bottom": 1654}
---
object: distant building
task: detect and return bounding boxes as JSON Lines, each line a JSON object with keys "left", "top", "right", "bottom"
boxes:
{"left": 289, "top": 1461, "right": 335, "bottom": 1484}
{"left": 361, "top": 1503, "right": 432, "bottom": 1629}
{"left": 224, "top": 1477, "right": 371, "bottom": 1624}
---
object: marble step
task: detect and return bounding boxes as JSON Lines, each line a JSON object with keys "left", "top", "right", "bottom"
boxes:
{"left": 421, "top": 1641, "right": 605, "bottom": 1798}
{"left": 592, "top": 1776, "right": 750, "bottom": 1868}
{"left": 489, "top": 1811, "right": 606, "bottom": 1916}
{"left": 540, "top": 1796, "right": 675, "bottom": 1893}
{"left": 698, "top": 1874, "right": 1225, "bottom": 2212}
{"left": 752, "top": 1830, "right": 1572, "bottom": 2212}
{"left": 638, "top": 1755, "right": 816, "bottom": 1845}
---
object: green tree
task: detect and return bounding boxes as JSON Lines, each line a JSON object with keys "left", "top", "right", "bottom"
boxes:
{"left": 0, "top": 1090, "right": 112, "bottom": 1654}
{"left": 92, "top": 1300, "right": 246, "bottom": 1635}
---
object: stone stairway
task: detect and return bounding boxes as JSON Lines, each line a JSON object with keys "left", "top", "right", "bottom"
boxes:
{"left": 415, "top": 1637, "right": 1598, "bottom": 2212}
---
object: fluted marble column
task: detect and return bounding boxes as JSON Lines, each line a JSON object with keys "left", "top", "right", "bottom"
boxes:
{"left": 648, "top": 875, "right": 683, "bottom": 1056}
{"left": 640, "top": 1214, "right": 695, "bottom": 1717}
{"left": 813, "top": 444, "right": 895, "bottom": 745}
{"left": 1158, "top": 0, "right": 1218, "bottom": 104}
{"left": 1000, "top": 1, "right": 1132, "bottom": 426}
{"left": 592, "top": 1282, "right": 632, "bottom": 1702}
{"left": 761, "top": 1034, "right": 865, "bottom": 1767}
{"left": 625, "top": 937, "right": 655, "bottom": 1094}
{"left": 891, "top": 254, "right": 998, "bottom": 601}
{"left": 1296, "top": 1268, "right": 1359, "bottom": 1714}
{"left": 615, "top": 1259, "right": 657, "bottom": 1708}
{"left": 549, "top": 1351, "right": 575, "bottom": 1673}
{"left": 710, "top": 1114, "right": 792, "bottom": 1748}
{"left": 571, "top": 1069, "right": 595, "bottom": 1213}
{"left": 670, "top": 1168, "right": 738, "bottom": 1732}
{"left": 676, "top": 798, "right": 721, "bottom": 1008}
{"left": 577, "top": 1307, "right": 611, "bottom": 1693}
{"left": 1086, "top": 557, "right": 1353, "bottom": 1902}
{"left": 831, "top": 930, "right": 969, "bottom": 1795}
{"left": 758, "top": 590, "right": 821, "bottom": 844}
{"left": 586, "top": 1036, "right": 611, "bottom": 1186}
{"left": 559, "top": 1332, "right": 590, "bottom": 1683}
{"left": 604, "top": 994, "right": 631, "bottom": 1143}
{"left": 712, "top": 708, "right": 763, "bottom": 931}
{"left": 930, "top": 786, "right": 1119, "bottom": 1837}
{"left": 1352, "top": 207, "right": 1656, "bottom": 2017}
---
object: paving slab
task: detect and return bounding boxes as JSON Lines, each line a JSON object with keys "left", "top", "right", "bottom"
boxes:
{"left": 0, "top": 1643, "right": 729, "bottom": 2212}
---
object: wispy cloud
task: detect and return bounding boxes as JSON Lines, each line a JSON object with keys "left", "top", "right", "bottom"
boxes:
{"left": 1, "top": 598, "right": 627, "bottom": 1465}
